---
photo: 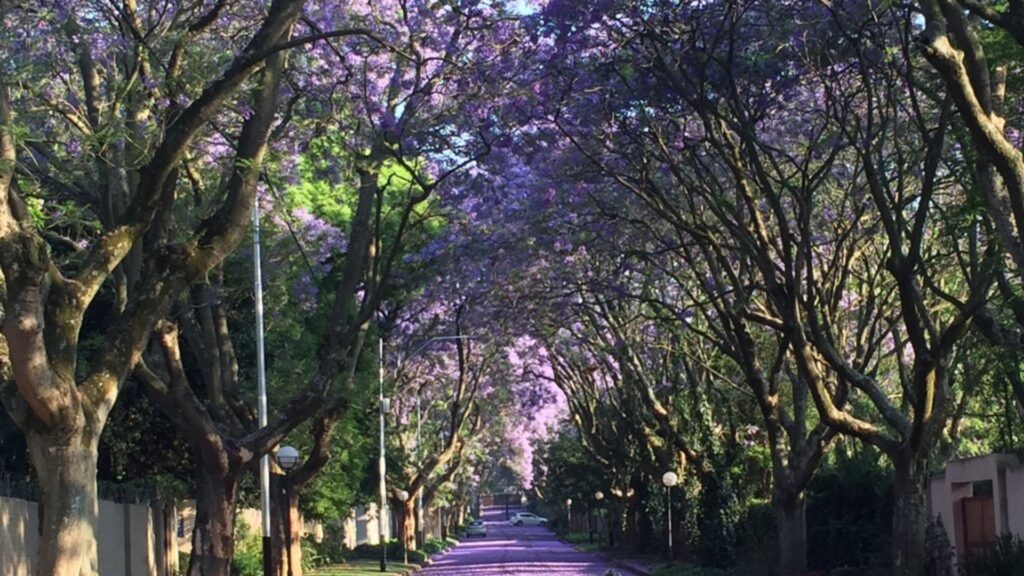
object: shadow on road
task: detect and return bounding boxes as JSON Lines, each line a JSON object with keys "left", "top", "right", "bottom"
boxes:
{"left": 418, "top": 506, "right": 615, "bottom": 575}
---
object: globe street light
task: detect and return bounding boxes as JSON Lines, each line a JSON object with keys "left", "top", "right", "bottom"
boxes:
{"left": 277, "top": 446, "right": 301, "bottom": 576}
{"left": 662, "top": 471, "right": 679, "bottom": 563}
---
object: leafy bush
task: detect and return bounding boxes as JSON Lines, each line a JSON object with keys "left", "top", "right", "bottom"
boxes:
{"left": 300, "top": 535, "right": 322, "bottom": 571}
{"left": 733, "top": 501, "right": 775, "bottom": 576}
{"left": 301, "top": 523, "right": 347, "bottom": 568}
{"left": 347, "top": 540, "right": 428, "bottom": 564}
{"left": 923, "top": 517, "right": 955, "bottom": 576}
{"left": 963, "top": 536, "right": 1024, "bottom": 576}
{"left": 422, "top": 537, "right": 455, "bottom": 555}
{"left": 231, "top": 518, "right": 263, "bottom": 576}
{"left": 695, "top": 471, "right": 740, "bottom": 567}
{"left": 806, "top": 450, "right": 892, "bottom": 572}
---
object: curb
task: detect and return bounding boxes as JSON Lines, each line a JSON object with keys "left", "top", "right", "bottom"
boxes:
{"left": 556, "top": 534, "right": 653, "bottom": 576}
{"left": 408, "top": 549, "right": 447, "bottom": 573}
{"left": 609, "top": 558, "right": 654, "bottom": 576}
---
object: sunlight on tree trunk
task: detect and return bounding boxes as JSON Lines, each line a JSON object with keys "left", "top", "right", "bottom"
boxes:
{"left": 27, "top": 431, "right": 100, "bottom": 576}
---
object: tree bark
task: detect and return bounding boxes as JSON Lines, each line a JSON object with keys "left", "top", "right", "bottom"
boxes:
{"left": 400, "top": 497, "right": 416, "bottom": 554}
{"left": 26, "top": 429, "right": 100, "bottom": 576}
{"left": 774, "top": 491, "right": 808, "bottom": 576}
{"left": 274, "top": 476, "right": 302, "bottom": 576}
{"left": 188, "top": 464, "right": 242, "bottom": 576}
{"left": 891, "top": 456, "right": 928, "bottom": 576}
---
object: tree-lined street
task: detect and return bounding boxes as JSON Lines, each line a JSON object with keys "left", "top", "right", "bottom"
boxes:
{"left": 2, "top": 2, "right": 1024, "bottom": 576}
{"left": 419, "top": 507, "right": 616, "bottom": 576}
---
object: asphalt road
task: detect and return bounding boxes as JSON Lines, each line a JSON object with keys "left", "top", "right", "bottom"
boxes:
{"left": 418, "top": 506, "right": 617, "bottom": 575}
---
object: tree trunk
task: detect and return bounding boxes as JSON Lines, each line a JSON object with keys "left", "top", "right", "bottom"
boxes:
{"left": 271, "top": 474, "right": 303, "bottom": 576}
{"left": 774, "top": 491, "right": 808, "bottom": 576}
{"left": 286, "top": 483, "right": 302, "bottom": 576}
{"left": 892, "top": 457, "right": 928, "bottom": 576}
{"left": 401, "top": 497, "right": 416, "bottom": 552}
{"left": 188, "top": 465, "right": 242, "bottom": 576}
{"left": 26, "top": 429, "right": 100, "bottom": 576}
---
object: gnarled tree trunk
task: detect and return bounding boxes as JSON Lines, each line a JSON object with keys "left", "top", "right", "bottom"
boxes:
{"left": 188, "top": 462, "right": 243, "bottom": 576}
{"left": 26, "top": 429, "right": 100, "bottom": 576}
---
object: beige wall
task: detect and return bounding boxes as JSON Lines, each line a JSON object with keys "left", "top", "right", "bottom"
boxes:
{"left": 0, "top": 495, "right": 169, "bottom": 576}
{"left": 0, "top": 496, "right": 38, "bottom": 576}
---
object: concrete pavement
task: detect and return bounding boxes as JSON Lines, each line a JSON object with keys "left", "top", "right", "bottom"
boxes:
{"left": 418, "top": 506, "right": 623, "bottom": 575}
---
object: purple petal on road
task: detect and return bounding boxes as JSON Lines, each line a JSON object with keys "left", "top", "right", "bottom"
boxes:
{"left": 418, "top": 507, "right": 617, "bottom": 576}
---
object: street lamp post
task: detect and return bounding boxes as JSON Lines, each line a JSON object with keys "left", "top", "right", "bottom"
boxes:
{"left": 378, "top": 334, "right": 389, "bottom": 573}
{"left": 566, "top": 498, "right": 573, "bottom": 533}
{"left": 397, "top": 490, "right": 410, "bottom": 565}
{"left": 277, "top": 446, "right": 301, "bottom": 576}
{"left": 594, "top": 491, "right": 606, "bottom": 548}
{"left": 416, "top": 397, "right": 424, "bottom": 549}
{"left": 662, "top": 471, "right": 679, "bottom": 563}
{"left": 253, "top": 192, "right": 273, "bottom": 576}
{"left": 587, "top": 503, "right": 593, "bottom": 544}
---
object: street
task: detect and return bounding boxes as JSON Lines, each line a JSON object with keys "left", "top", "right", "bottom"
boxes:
{"left": 418, "top": 506, "right": 619, "bottom": 575}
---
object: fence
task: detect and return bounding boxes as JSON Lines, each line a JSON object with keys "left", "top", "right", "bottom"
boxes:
{"left": 0, "top": 475, "right": 176, "bottom": 576}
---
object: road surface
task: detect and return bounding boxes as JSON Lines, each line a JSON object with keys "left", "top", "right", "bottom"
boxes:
{"left": 419, "top": 506, "right": 619, "bottom": 575}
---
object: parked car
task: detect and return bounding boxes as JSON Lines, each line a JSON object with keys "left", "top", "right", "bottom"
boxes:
{"left": 465, "top": 519, "right": 487, "bottom": 537}
{"left": 509, "top": 512, "right": 548, "bottom": 526}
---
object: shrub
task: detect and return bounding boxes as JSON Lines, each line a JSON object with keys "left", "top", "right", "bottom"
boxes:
{"left": 230, "top": 519, "right": 263, "bottom": 576}
{"left": 348, "top": 540, "right": 428, "bottom": 565}
{"left": 422, "top": 537, "right": 453, "bottom": 555}
{"left": 923, "top": 517, "right": 955, "bottom": 576}
{"left": 301, "top": 523, "right": 347, "bottom": 568}
{"left": 695, "top": 471, "right": 740, "bottom": 568}
{"left": 963, "top": 536, "right": 1024, "bottom": 576}
{"left": 733, "top": 501, "right": 775, "bottom": 576}
{"left": 806, "top": 451, "right": 892, "bottom": 572}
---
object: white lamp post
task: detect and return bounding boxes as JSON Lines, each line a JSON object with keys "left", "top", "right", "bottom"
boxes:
{"left": 252, "top": 196, "right": 272, "bottom": 576}
{"left": 277, "top": 446, "right": 301, "bottom": 576}
{"left": 662, "top": 471, "right": 679, "bottom": 563}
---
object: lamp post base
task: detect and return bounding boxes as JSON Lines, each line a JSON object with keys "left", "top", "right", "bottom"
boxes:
{"left": 262, "top": 536, "right": 273, "bottom": 576}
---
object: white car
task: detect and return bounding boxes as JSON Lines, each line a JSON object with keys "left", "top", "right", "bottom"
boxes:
{"left": 465, "top": 519, "right": 487, "bottom": 537}
{"left": 509, "top": 512, "right": 548, "bottom": 526}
